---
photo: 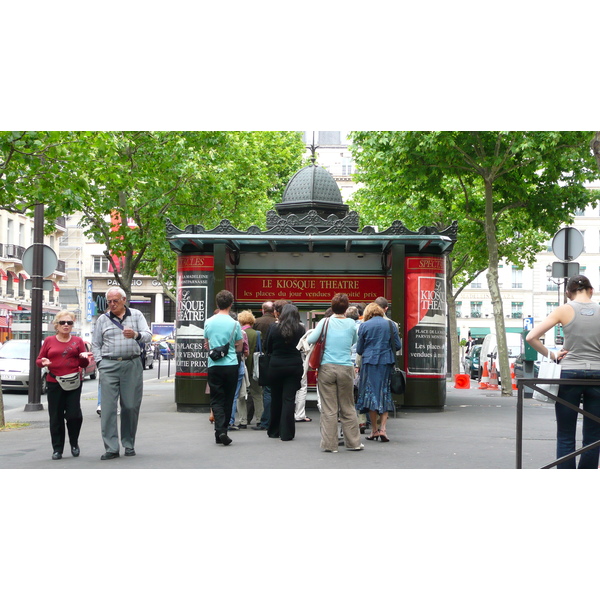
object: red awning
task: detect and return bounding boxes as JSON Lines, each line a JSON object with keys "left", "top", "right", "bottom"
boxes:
{"left": 0, "top": 268, "right": 7, "bottom": 280}
{"left": 53, "top": 282, "right": 60, "bottom": 291}
{"left": 19, "top": 271, "right": 30, "bottom": 280}
{"left": 8, "top": 271, "right": 18, "bottom": 282}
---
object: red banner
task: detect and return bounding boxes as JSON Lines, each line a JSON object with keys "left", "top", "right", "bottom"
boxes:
{"left": 233, "top": 274, "right": 386, "bottom": 304}
{"left": 405, "top": 256, "right": 446, "bottom": 377}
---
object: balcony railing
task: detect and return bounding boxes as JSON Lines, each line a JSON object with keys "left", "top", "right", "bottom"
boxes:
{"left": 0, "top": 244, "right": 25, "bottom": 260}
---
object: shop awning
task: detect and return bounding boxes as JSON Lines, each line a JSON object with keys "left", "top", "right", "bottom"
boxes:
{"left": 468, "top": 327, "right": 491, "bottom": 336}
{"left": 506, "top": 327, "right": 524, "bottom": 333}
{"left": 0, "top": 269, "right": 7, "bottom": 280}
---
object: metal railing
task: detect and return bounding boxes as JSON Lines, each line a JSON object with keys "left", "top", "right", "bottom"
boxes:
{"left": 516, "top": 378, "right": 600, "bottom": 468}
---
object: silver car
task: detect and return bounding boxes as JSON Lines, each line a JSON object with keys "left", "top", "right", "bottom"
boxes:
{"left": 0, "top": 339, "right": 48, "bottom": 394}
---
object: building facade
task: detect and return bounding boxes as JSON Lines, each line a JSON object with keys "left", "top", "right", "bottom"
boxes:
{"left": 0, "top": 209, "right": 66, "bottom": 341}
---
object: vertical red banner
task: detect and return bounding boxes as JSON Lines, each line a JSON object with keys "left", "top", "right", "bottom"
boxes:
{"left": 405, "top": 257, "right": 447, "bottom": 377}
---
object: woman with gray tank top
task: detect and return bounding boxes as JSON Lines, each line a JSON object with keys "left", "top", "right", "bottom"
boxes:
{"left": 526, "top": 274, "right": 600, "bottom": 468}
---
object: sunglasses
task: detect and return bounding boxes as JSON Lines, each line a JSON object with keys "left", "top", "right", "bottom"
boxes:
{"left": 58, "top": 321, "right": 74, "bottom": 326}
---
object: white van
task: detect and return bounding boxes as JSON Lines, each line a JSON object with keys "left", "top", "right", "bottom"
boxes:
{"left": 479, "top": 332, "right": 522, "bottom": 382}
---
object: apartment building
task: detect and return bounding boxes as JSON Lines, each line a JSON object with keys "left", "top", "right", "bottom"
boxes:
{"left": 0, "top": 209, "right": 66, "bottom": 341}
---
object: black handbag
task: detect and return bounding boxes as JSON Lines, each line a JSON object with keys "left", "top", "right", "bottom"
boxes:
{"left": 387, "top": 320, "right": 405, "bottom": 395}
{"left": 257, "top": 353, "right": 271, "bottom": 386}
{"left": 390, "top": 367, "right": 406, "bottom": 395}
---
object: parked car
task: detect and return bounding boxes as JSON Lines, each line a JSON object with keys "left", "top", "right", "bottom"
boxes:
{"left": 82, "top": 341, "right": 98, "bottom": 380}
{"left": 463, "top": 344, "right": 482, "bottom": 379}
{"left": 157, "top": 340, "right": 175, "bottom": 359}
{"left": 0, "top": 339, "right": 48, "bottom": 394}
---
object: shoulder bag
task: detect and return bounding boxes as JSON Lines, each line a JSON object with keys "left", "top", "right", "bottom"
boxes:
{"left": 308, "top": 318, "right": 330, "bottom": 370}
{"left": 388, "top": 320, "right": 406, "bottom": 395}
{"left": 257, "top": 327, "right": 271, "bottom": 386}
{"left": 208, "top": 323, "right": 237, "bottom": 361}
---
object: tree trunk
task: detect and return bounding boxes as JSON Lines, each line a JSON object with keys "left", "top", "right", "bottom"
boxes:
{"left": 0, "top": 388, "right": 5, "bottom": 428}
{"left": 591, "top": 132, "right": 600, "bottom": 172}
{"left": 484, "top": 179, "right": 512, "bottom": 396}
{"left": 446, "top": 267, "right": 460, "bottom": 378}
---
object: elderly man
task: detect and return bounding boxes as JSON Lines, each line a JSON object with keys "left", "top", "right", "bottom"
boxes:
{"left": 92, "top": 286, "right": 152, "bottom": 460}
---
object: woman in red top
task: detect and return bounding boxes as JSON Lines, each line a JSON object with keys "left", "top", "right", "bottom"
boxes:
{"left": 36, "top": 311, "right": 91, "bottom": 460}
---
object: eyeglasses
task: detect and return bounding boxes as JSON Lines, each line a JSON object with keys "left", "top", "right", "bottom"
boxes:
{"left": 107, "top": 299, "right": 123, "bottom": 304}
{"left": 58, "top": 321, "right": 74, "bottom": 326}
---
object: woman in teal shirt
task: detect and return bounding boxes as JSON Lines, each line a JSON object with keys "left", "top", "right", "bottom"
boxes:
{"left": 307, "top": 293, "right": 363, "bottom": 452}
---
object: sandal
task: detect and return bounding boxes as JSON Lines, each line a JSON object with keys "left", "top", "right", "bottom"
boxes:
{"left": 379, "top": 431, "right": 390, "bottom": 443}
{"left": 295, "top": 417, "right": 312, "bottom": 422}
{"left": 366, "top": 430, "right": 380, "bottom": 441}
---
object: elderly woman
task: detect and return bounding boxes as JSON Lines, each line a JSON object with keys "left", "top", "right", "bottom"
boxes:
{"left": 36, "top": 311, "right": 91, "bottom": 460}
{"left": 307, "top": 293, "right": 363, "bottom": 452}
{"left": 356, "top": 302, "right": 401, "bottom": 443}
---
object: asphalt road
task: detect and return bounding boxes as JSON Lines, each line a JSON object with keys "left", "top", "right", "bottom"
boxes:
{"left": 0, "top": 374, "right": 568, "bottom": 469}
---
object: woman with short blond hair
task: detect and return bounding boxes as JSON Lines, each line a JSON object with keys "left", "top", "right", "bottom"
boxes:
{"left": 36, "top": 311, "right": 91, "bottom": 460}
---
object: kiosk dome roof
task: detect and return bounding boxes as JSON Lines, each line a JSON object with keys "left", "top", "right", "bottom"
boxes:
{"left": 275, "top": 163, "right": 347, "bottom": 220}
{"left": 281, "top": 164, "right": 343, "bottom": 206}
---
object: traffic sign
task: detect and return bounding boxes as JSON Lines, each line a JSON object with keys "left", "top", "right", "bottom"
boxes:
{"left": 21, "top": 244, "right": 58, "bottom": 278}
{"left": 552, "top": 227, "right": 584, "bottom": 262}
{"left": 523, "top": 317, "right": 534, "bottom": 331}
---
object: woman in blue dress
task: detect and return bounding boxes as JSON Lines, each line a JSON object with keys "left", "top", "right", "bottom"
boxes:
{"left": 356, "top": 302, "right": 401, "bottom": 442}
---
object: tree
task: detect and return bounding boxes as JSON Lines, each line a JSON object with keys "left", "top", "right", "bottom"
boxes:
{"left": 350, "top": 131, "right": 597, "bottom": 395}
{"left": 41, "top": 131, "right": 306, "bottom": 300}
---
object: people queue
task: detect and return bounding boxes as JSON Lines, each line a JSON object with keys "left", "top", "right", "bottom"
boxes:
{"left": 36, "top": 287, "right": 403, "bottom": 460}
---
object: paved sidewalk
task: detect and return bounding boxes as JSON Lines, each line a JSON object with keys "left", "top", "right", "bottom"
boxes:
{"left": 0, "top": 377, "right": 561, "bottom": 469}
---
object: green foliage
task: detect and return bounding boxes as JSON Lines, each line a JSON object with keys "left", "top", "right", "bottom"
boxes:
{"left": 3, "top": 131, "right": 305, "bottom": 297}
{"left": 349, "top": 131, "right": 598, "bottom": 287}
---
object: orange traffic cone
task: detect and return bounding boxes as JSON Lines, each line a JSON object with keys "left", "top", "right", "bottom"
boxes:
{"left": 454, "top": 374, "right": 470, "bottom": 389}
{"left": 488, "top": 362, "right": 499, "bottom": 390}
{"left": 478, "top": 362, "right": 489, "bottom": 389}
{"left": 510, "top": 362, "right": 517, "bottom": 390}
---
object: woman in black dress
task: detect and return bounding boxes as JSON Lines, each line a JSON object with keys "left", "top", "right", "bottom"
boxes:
{"left": 266, "top": 303, "right": 305, "bottom": 441}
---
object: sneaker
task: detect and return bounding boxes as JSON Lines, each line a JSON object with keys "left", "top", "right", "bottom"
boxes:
{"left": 228, "top": 425, "right": 239, "bottom": 431}
{"left": 324, "top": 449, "right": 339, "bottom": 453}
{"left": 97, "top": 407, "right": 101, "bottom": 416}
{"left": 347, "top": 444, "right": 365, "bottom": 451}
{"left": 238, "top": 424, "right": 247, "bottom": 429}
